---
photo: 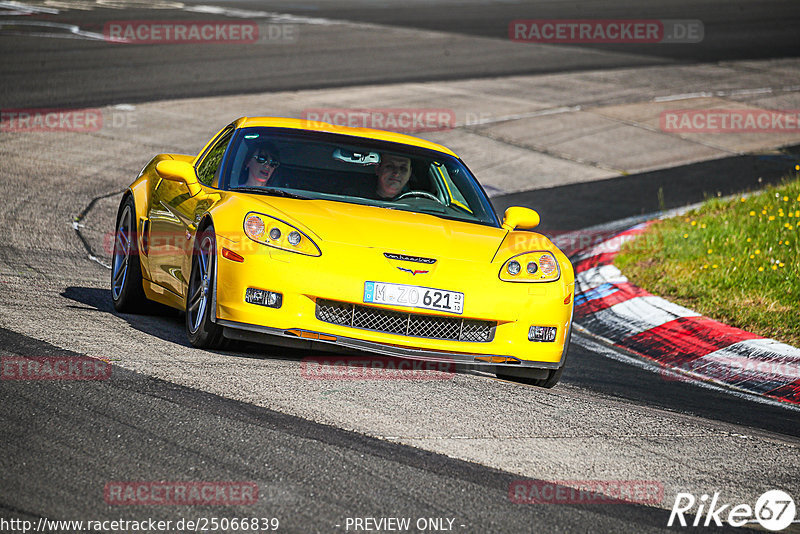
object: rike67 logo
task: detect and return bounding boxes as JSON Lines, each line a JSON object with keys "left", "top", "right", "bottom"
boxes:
{"left": 669, "top": 490, "right": 796, "bottom": 531}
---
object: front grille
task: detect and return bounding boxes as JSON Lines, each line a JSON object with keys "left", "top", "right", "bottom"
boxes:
{"left": 315, "top": 299, "right": 495, "bottom": 342}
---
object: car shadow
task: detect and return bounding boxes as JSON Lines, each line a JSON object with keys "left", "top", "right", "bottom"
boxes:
{"left": 59, "top": 286, "right": 497, "bottom": 379}
{"left": 61, "top": 286, "right": 306, "bottom": 362}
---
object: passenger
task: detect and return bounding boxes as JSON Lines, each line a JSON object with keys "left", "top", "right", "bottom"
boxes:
{"left": 242, "top": 142, "right": 280, "bottom": 186}
{"left": 374, "top": 154, "right": 412, "bottom": 199}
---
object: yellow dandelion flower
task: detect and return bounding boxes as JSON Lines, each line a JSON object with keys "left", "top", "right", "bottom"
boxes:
{"left": 795, "top": 210, "right": 799, "bottom": 217}
{"left": 700, "top": 223, "right": 707, "bottom": 229}
{"left": 769, "top": 215, "right": 775, "bottom": 221}
{"left": 786, "top": 223, "right": 792, "bottom": 229}
{"left": 762, "top": 210, "right": 767, "bottom": 215}
{"left": 755, "top": 249, "right": 761, "bottom": 254}
{"left": 758, "top": 266, "right": 764, "bottom": 272}
{"left": 741, "top": 197, "right": 746, "bottom": 202}
{"left": 779, "top": 263, "right": 785, "bottom": 268}
{"left": 712, "top": 264, "right": 718, "bottom": 269}
{"left": 707, "top": 249, "right": 713, "bottom": 254}
{"left": 746, "top": 238, "right": 752, "bottom": 242}
{"left": 749, "top": 211, "right": 756, "bottom": 216}
{"left": 779, "top": 240, "right": 783, "bottom": 245}
{"left": 784, "top": 196, "right": 789, "bottom": 201}
{"left": 796, "top": 165, "right": 800, "bottom": 171}
{"left": 683, "top": 234, "right": 688, "bottom": 238}
{"left": 750, "top": 254, "right": 755, "bottom": 259}
{"left": 771, "top": 264, "right": 778, "bottom": 270}
{"left": 691, "top": 221, "right": 697, "bottom": 226}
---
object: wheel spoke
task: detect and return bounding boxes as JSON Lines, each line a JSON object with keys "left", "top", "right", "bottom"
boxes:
{"left": 188, "top": 294, "right": 203, "bottom": 313}
{"left": 197, "top": 250, "right": 207, "bottom": 280}
{"left": 195, "top": 299, "right": 207, "bottom": 328}
{"left": 118, "top": 230, "right": 130, "bottom": 254}
{"left": 189, "top": 283, "right": 202, "bottom": 306}
{"left": 113, "top": 262, "right": 126, "bottom": 284}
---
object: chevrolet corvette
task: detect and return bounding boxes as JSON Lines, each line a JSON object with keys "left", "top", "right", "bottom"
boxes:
{"left": 111, "top": 117, "right": 574, "bottom": 387}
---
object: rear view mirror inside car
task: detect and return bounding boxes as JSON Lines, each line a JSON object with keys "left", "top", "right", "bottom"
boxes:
{"left": 333, "top": 148, "right": 380, "bottom": 165}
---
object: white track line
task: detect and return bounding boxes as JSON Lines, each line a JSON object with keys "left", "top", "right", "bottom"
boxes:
{"left": 653, "top": 85, "right": 800, "bottom": 103}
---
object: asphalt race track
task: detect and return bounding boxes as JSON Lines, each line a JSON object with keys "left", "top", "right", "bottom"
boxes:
{"left": 1, "top": 1, "right": 799, "bottom": 533}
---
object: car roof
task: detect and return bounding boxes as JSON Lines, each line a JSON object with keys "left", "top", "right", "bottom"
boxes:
{"left": 234, "top": 117, "right": 458, "bottom": 158}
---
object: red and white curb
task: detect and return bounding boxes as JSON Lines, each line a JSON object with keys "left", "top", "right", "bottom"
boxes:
{"left": 571, "top": 222, "right": 800, "bottom": 406}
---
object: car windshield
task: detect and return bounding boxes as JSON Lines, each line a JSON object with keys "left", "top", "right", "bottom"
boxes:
{"left": 222, "top": 127, "right": 499, "bottom": 227}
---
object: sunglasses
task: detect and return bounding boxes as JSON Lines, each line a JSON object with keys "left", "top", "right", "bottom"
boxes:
{"left": 253, "top": 154, "right": 280, "bottom": 167}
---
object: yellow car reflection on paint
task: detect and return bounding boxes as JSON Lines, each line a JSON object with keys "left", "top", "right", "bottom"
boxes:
{"left": 111, "top": 117, "right": 574, "bottom": 387}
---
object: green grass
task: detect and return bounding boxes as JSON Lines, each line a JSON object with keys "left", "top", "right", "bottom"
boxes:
{"left": 615, "top": 172, "right": 800, "bottom": 347}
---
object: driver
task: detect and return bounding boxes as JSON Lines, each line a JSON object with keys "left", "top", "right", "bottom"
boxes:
{"left": 374, "top": 154, "right": 411, "bottom": 199}
{"left": 241, "top": 142, "right": 280, "bottom": 187}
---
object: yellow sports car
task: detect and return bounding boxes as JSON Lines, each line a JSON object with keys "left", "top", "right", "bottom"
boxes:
{"left": 111, "top": 117, "right": 574, "bottom": 387}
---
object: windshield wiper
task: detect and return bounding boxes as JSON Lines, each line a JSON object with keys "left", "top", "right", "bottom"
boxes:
{"left": 233, "top": 187, "right": 310, "bottom": 200}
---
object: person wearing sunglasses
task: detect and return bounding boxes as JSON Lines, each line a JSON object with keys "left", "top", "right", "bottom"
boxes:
{"left": 242, "top": 143, "right": 281, "bottom": 186}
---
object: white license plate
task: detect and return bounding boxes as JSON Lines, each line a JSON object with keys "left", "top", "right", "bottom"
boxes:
{"left": 364, "top": 282, "right": 463, "bottom": 314}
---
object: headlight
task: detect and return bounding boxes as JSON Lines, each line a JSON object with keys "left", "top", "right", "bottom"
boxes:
{"left": 499, "top": 251, "right": 560, "bottom": 282}
{"left": 243, "top": 212, "right": 321, "bottom": 257}
{"left": 244, "top": 216, "right": 265, "bottom": 238}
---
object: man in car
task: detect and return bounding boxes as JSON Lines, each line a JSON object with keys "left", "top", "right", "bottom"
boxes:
{"left": 374, "top": 154, "right": 412, "bottom": 199}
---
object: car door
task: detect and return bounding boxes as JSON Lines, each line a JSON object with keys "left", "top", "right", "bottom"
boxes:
{"left": 148, "top": 127, "right": 234, "bottom": 297}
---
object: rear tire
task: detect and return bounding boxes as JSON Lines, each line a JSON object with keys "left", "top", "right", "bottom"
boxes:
{"left": 111, "top": 196, "right": 149, "bottom": 313}
{"left": 186, "top": 227, "right": 225, "bottom": 349}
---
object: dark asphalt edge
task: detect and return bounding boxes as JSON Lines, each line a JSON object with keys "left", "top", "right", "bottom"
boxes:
{"left": 0, "top": 325, "right": 706, "bottom": 530}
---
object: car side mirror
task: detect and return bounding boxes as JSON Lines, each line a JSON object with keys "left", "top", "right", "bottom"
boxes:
{"left": 155, "top": 160, "right": 201, "bottom": 196}
{"left": 502, "top": 206, "right": 540, "bottom": 230}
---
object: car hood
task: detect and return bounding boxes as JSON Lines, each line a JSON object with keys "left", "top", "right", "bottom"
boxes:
{"left": 253, "top": 197, "right": 507, "bottom": 262}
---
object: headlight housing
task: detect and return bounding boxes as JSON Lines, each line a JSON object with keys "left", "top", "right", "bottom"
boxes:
{"left": 499, "top": 251, "right": 560, "bottom": 282}
{"left": 243, "top": 212, "right": 321, "bottom": 257}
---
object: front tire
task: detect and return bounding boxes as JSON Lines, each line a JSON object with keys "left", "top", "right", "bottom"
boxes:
{"left": 186, "top": 227, "right": 225, "bottom": 349}
{"left": 496, "top": 366, "right": 563, "bottom": 388}
{"left": 111, "top": 196, "right": 148, "bottom": 313}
